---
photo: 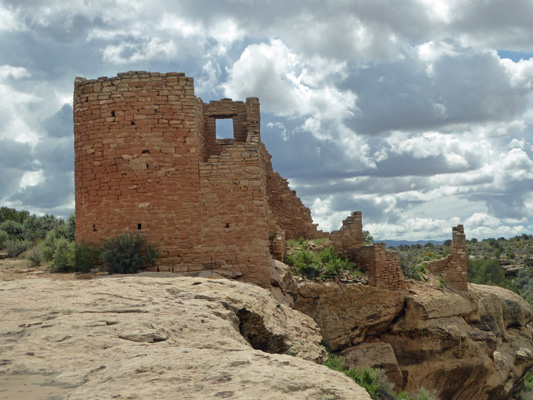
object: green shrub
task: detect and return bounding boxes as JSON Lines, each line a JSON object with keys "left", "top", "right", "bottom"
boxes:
{"left": 363, "top": 230, "right": 374, "bottom": 244}
{"left": 101, "top": 232, "right": 159, "bottom": 274}
{"left": 286, "top": 239, "right": 298, "bottom": 247}
{"left": 49, "top": 238, "right": 75, "bottom": 273}
{"left": 28, "top": 249, "right": 44, "bottom": 267}
{"left": 410, "top": 265, "right": 428, "bottom": 281}
{"left": 67, "top": 214, "right": 75, "bottom": 241}
{"left": 43, "top": 225, "right": 73, "bottom": 261}
{"left": 22, "top": 214, "right": 63, "bottom": 243}
{"left": 283, "top": 253, "right": 296, "bottom": 266}
{"left": 324, "top": 355, "right": 394, "bottom": 399}
{"left": 324, "top": 355, "right": 436, "bottom": 400}
{"left": 0, "top": 220, "right": 24, "bottom": 240}
{"left": 399, "top": 388, "right": 437, "bottom": 400}
{"left": 0, "top": 206, "right": 29, "bottom": 224}
{"left": 313, "top": 238, "right": 328, "bottom": 245}
{"left": 521, "top": 371, "right": 533, "bottom": 399}
{"left": 295, "top": 262, "right": 322, "bottom": 279}
{"left": 468, "top": 258, "right": 517, "bottom": 292}
{"left": 285, "top": 244, "right": 359, "bottom": 280}
{"left": 6, "top": 240, "right": 31, "bottom": 258}
{"left": 0, "top": 230, "right": 8, "bottom": 250}
{"left": 75, "top": 242, "right": 101, "bottom": 273}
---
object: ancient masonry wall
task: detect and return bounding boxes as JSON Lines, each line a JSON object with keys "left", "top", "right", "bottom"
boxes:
{"left": 352, "top": 243, "right": 405, "bottom": 290}
{"left": 331, "top": 212, "right": 405, "bottom": 290}
{"left": 262, "top": 148, "right": 328, "bottom": 240}
{"left": 74, "top": 72, "right": 203, "bottom": 266}
{"left": 425, "top": 225, "right": 468, "bottom": 291}
{"left": 74, "top": 71, "right": 323, "bottom": 287}
{"left": 330, "top": 211, "right": 364, "bottom": 259}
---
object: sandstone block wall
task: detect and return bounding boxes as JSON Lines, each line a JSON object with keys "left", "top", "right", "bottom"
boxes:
{"left": 331, "top": 212, "right": 405, "bottom": 290}
{"left": 74, "top": 72, "right": 203, "bottom": 263}
{"left": 263, "top": 149, "right": 327, "bottom": 240}
{"left": 352, "top": 243, "right": 405, "bottom": 290}
{"left": 330, "top": 211, "right": 364, "bottom": 258}
{"left": 426, "top": 225, "right": 468, "bottom": 291}
{"left": 271, "top": 231, "right": 286, "bottom": 262}
{"left": 74, "top": 71, "right": 324, "bottom": 287}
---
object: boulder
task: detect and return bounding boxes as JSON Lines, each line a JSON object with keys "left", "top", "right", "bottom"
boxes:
{"left": 292, "top": 279, "right": 533, "bottom": 399}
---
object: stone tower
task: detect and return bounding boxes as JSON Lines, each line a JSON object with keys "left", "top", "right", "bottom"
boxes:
{"left": 74, "top": 71, "right": 324, "bottom": 287}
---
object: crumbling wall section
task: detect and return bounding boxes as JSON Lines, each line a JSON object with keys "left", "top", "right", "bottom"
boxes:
{"left": 263, "top": 148, "right": 327, "bottom": 240}
{"left": 271, "top": 231, "right": 286, "bottom": 262}
{"left": 330, "top": 211, "right": 364, "bottom": 259}
{"left": 331, "top": 212, "right": 405, "bottom": 290}
{"left": 426, "top": 225, "right": 468, "bottom": 291}
{"left": 352, "top": 243, "right": 405, "bottom": 290}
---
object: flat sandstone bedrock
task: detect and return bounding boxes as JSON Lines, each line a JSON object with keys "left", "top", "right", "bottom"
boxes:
{"left": 0, "top": 276, "right": 371, "bottom": 400}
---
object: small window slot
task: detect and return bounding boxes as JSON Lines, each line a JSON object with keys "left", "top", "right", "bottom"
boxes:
{"left": 138, "top": 223, "right": 142, "bottom": 230}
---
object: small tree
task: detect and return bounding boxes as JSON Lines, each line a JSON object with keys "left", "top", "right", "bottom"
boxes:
{"left": 363, "top": 230, "right": 374, "bottom": 244}
{"left": 0, "top": 206, "right": 29, "bottom": 224}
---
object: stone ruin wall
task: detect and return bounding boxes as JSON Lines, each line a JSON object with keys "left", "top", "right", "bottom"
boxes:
{"left": 74, "top": 71, "right": 467, "bottom": 292}
{"left": 330, "top": 211, "right": 364, "bottom": 259}
{"left": 74, "top": 72, "right": 203, "bottom": 267}
{"left": 330, "top": 212, "right": 468, "bottom": 291}
{"left": 262, "top": 148, "right": 328, "bottom": 241}
{"left": 353, "top": 243, "right": 405, "bottom": 290}
{"left": 425, "top": 225, "right": 468, "bottom": 291}
{"left": 330, "top": 212, "right": 405, "bottom": 291}
{"left": 74, "top": 71, "right": 323, "bottom": 287}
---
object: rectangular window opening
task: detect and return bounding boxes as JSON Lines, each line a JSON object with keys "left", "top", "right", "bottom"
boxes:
{"left": 137, "top": 223, "right": 142, "bottom": 230}
{"left": 215, "top": 118, "right": 234, "bottom": 139}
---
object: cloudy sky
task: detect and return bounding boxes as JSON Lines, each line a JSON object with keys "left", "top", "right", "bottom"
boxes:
{"left": 1, "top": 0, "right": 533, "bottom": 241}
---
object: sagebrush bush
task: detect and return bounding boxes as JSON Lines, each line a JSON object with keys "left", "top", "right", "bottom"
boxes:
{"left": 0, "top": 230, "right": 8, "bottom": 250}
{"left": 49, "top": 238, "right": 75, "bottom": 273}
{"left": 75, "top": 242, "right": 101, "bottom": 273}
{"left": 101, "top": 232, "right": 159, "bottom": 274}
{"left": 6, "top": 240, "right": 31, "bottom": 258}
{"left": 43, "top": 225, "right": 73, "bottom": 261}
{"left": 28, "top": 249, "right": 44, "bottom": 267}
{"left": 22, "top": 214, "right": 63, "bottom": 243}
